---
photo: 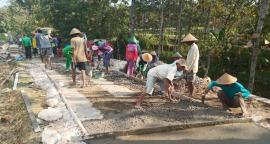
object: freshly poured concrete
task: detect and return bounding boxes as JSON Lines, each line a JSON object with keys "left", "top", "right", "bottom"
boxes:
{"left": 87, "top": 123, "right": 270, "bottom": 144}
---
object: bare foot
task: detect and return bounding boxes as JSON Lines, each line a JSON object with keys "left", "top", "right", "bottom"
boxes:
{"left": 69, "top": 82, "right": 76, "bottom": 86}
{"left": 242, "top": 112, "right": 250, "bottom": 118}
{"left": 80, "top": 84, "right": 86, "bottom": 88}
{"left": 134, "top": 105, "right": 145, "bottom": 111}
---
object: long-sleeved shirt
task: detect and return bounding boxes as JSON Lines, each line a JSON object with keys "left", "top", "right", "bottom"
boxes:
{"left": 208, "top": 81, "right": 250, "bottom": 100}
{"left": 186, "top": 43, "right": 199, "bottom": 73}
{"left": 22, "top": 36, "right": 32, "bottom": 47}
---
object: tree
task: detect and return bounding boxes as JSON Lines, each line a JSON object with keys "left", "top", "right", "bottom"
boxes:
{"left": 158, "top": 0, "right": 165, "bottom": 55}
{"left": 130, "top": 0, "right": 136, "bottom": 34}
{"left": 248, "top": 0, "right": 269, "bottom": 92}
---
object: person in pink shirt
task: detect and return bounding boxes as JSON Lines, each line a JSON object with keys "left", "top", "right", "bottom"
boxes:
{"left": 126, "top": 36, "right": 139, "bottom": 76}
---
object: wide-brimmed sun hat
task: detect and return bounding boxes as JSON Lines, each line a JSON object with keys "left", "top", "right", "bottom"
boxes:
{"left": 265, "top": 39, "right": 270, "bottom": 45}
{"left": 150, "top": 51, "right": 157, "bottom": 56}
{"left": 216, "top": 73, "right": 237, "bottom": 85}
{"left": 181, "top": 33, "right": 198, "bottom": 43}
{"left": 142, "top": 53, "right": 153, "bottom": 62}
{"left": 70, "top": 28, "right": 81, "bottom": 35}
{"left": 176, "top": 59, "right": 186, "bottom": 68}
{"left": 92, "top": 45, "right": 99, "bottom": 51}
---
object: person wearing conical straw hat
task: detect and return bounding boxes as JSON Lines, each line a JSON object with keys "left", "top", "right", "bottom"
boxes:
{"left": 136, "top": 52, "right": 152, "bottom": 80}
{"left": 149, "top": 51, "right": 159, "bottom": 67}
{"left": 135, "top": 59, "right": 187, "bottom": 108}
{"left": 181, "top": 33, "right": 199, "bottom": 97}
{"left": 202, "top": 73, "right": 250, "bottom": 117}
{"left": 70, "top": 28, "right": 88, "bottom": 88}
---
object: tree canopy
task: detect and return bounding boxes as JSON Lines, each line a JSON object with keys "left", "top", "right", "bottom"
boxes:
{"left": 0, "top": 0, "right": 270, "bottom": 97}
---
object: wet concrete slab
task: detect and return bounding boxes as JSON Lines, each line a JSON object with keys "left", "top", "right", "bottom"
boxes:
{"left": 87, "top": 123, "right": 270, "bottom": 144}
{"left": 83, "top": 98, "right": 248, "bottom": 137}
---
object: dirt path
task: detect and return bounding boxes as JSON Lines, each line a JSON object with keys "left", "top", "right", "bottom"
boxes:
{"left": 0, "top": 63, "right": 39, "bottom": 144}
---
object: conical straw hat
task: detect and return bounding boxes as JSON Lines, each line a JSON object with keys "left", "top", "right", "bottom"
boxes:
{"left": 181, "top": 33, "right": 198, "bottom": 43}
{"left": 176, "top": 59, "right": 186, "bottom": 68}
{"left": 216, "top": 73, "right": 237, "bottom": 85}
{"left": 142, "top": 53, "right": 153, "bottom": 62}
{"left": 265, "top": 39, "right": 270, "bottom": 45}
{"left": 70, "top": 28, "right": 81, "bottom": 35}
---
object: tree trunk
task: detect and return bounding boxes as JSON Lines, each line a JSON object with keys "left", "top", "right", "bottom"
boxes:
{"left": 176, "top": 0, "right": 184, "bottom": 52}
{"left": 248, "top": 0, "right": 269, "bottom": 92}
{"left": 158, "top": 0, "right": 165, "bottom": 56}
{"left": 204, "top": 0, "right": 212, "bottom": 77}
{"left": 130, "top": 0, "right": 136, "bottom": 34}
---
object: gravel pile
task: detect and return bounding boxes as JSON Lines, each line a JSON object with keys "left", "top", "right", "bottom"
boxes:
{"left": 105, "top": 72, "right": 211, "bottom": 97}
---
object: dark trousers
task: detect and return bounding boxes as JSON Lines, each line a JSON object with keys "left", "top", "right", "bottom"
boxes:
{"left": 24, "top": 46, "right": 32, "bottom": 59}
{"left": 33, "top": 48, "right": 38, "bottom": 56}
{"left": 52, "top": 47, "right": 57, "bottom": 56}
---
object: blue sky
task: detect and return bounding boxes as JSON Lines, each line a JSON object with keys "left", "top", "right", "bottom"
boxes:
{"left": 0, "top": 0, "right": 10, "bottom": 8}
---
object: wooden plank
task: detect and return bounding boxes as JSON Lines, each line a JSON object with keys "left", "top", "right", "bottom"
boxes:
{"left": 251, "top": 94, "right": 270, "bottom": 105}
{"left": 21, "top": 92, "right": 41, "bottom": 132}
{"left": 0, "top": 68, "right": 15, "bottom": 86}
{"left": 13, "top": 72, "right": 19, "bottom": 90}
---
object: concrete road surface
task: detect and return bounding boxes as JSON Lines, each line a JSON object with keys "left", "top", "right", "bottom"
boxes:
{"left": 87, "top": 123, "right": 270, "bottom": 144}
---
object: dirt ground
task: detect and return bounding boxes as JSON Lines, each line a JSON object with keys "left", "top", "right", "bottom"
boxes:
{"left": 0, "top": 63, "right": 40, "bottom": 144}
{"left": 50, "top": 59, "right": 270, "bottom": 137}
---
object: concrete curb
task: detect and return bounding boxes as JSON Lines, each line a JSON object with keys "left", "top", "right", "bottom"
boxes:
{"left": 20, "top": 92, "right": 41, "bottom": 132}
{"left": 251, "top": 94, "right": 270, "bottom": 105}
{"left": 84, "top": 118, "right": 252, "bottom": 140}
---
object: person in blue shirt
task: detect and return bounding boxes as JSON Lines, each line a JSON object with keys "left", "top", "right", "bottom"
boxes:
{"left": 202, "top": 73, "right": 250, "bottom": 117}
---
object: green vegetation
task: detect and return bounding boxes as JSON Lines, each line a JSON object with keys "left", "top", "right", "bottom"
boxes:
{"left": 0, "top": 0, "right": 270, "bottom": 97}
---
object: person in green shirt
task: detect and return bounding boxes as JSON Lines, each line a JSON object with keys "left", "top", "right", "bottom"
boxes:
{"left": 202, "top": 73, "right": 250, "bottom": 117}
{"left": 63, "top": 44, "right": 73, "bottom": 72}
{"left": 21, "top": 34, "right": 32, "bottom": 59}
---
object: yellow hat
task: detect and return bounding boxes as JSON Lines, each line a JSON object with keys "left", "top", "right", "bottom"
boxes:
{"left": 181, "top": 33, "right": 198, "bottom": 43}
{"left": 70, "top": 28, "right": 81, "bottom": 35}
{"left": 265, "top": 39, "right": 270, "bottom": 45}
{"left": 216, "top": 73, "right": 237, "bottom": 85}
{"left": 176, "top": 59, "right": 186, "bottom": 67}
{"left": 142, "top": 53, "right": 153, "bottom": 62}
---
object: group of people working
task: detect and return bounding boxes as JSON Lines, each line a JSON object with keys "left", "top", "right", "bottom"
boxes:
{"left": 22, "top": 27, "right": 269, "bottom": 117}
{"left": 133, "top": 33, "right": 253, "bottom": 117}
{"left": 63, "top": 28, "right": 114, "bottom": 88}
{"left": 125, "top": 35, "right": 159, "bottom": 80}
{"left": 21, "top": 30, "right": 61, "bottom": 62}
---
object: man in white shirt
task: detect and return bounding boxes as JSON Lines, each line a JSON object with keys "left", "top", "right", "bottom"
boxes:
{"left": 135, "top": 59, "right": 186, "bottom": 108}
{"left": 182, "top": 33, "right": 199, "bottom": 97}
